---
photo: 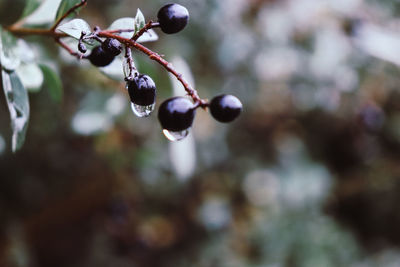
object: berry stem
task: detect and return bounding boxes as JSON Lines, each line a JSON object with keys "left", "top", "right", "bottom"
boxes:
{"left": 55, "top": 38, "right": 85, "bottom": 59}
{"left": 124, "top": 46, "right": 137, "bottom": 80}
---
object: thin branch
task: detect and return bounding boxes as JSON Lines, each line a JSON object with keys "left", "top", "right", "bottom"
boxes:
{"left": 8, "top": 18, "right": 30, "bottom": 30}
{"left": 55, "top": 38, "right": 85, "bottom": 60}
{"left": 101, "top": 29, "right": 136, "bottom": 34}
{"left": 6, "top": 28, "right": 86, "bottom": 60}
{"left": 51, "top": 0, "right": 88, "bottom": 31}
{"left": 98, "top": 31, "right": 208, "bottom": 107}
{"left": 124, "top": 46, "right": 137, "bottom": 80}
{"left": 5, "top": 27, "right": 67, "bottom": 38}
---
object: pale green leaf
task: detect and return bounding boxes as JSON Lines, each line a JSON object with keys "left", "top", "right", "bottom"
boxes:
{"left": 137, "top": 29, "right": 158, "bottom": 43}
{"left": 39, "top": 64, "right": 63, "bottom": 103}
{"left": 1, "top": 70, "right": 30, "bottom": 152}
{"left": 23, "top": 0, "right": 62, "bottom": 26}
{"left": 56, "top": 18, "right": 91, "bottom": 39}
{"left": 20, "top": 0, "right": 45, "bottom": 19}
{"left": 134, "top": 8, "right": 145, "bottom": 33}
{"left": 55, "top": 0, "right": 82, "bottom": 22}
{"left": 99, "top": 54, "right": 126, "bottom": 81}
{"left": 107, "top": 17, "right": 158, "bottom": 43}
{"left": 0, "top": 26, "right": 21, "bottom": 71}
{"left": 71, "top": 91, "right": 126, "bottom": 136}
{"left": 107, "top": 17, "right": 135, "bottom": 39}
{"left": 16, "top": 63, "right": 44, "bottom": 91}
{"left": 15, "top": 63, "right": 44, "bottom": 93}
{"left": 16, "top": 39, "right": 36, "bottom": 63}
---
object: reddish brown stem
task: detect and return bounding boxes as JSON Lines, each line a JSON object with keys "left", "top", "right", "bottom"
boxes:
{"left": 101, "top": 29, "right": 135, "bottom": 34}
{"left": 124, "top": 46, "right": 136, "bottom": 80}
{"left": 55, "top": 38, "right": 85, "bottom": 59}
{"left": 5, "top": 27, "right": 67, "bottom": 38}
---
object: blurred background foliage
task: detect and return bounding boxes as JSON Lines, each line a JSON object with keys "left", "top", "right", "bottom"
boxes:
{"left": 2, "top": 0, "right": 400, "bottom": 266}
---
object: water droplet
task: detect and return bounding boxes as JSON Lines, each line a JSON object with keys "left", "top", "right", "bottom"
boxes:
{"left": 131, "top": 102, "right": 155, "bottom": 117}
{"left": 162, "top": 129, "right": 189, "bottom": 141}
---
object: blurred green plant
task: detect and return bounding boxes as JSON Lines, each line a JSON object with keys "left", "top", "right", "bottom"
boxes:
{"left": 3, "top": 1, "right": 400, "bottom": 267}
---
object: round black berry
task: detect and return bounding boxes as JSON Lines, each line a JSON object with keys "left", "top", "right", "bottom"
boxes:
{"left": 158, "top": 97, "right": 196, "bottom": 131}
{"left": 342, "top": 18, "right": 363, "bottom": 37}
{"left": 78, "top": 42, "right": 87, "bottom": 53}
{"left": 88, "top": 46, "right": 115, "bottom": 67}
{"left": 102, "top": 38, "right": 122, "bottom": 57}
{"left": 157, "top": 3, "right": 189, "bottom": 34}
{"left": 209, "top": 94, "right": 242, "bottom": 123}
{"left": 127, "top": 74, "right": 156, "bottom": 106}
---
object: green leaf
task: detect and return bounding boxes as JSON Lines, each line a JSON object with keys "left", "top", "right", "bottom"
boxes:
{"left": 107, "top": 17, "right": 135, "bottom": 39}
{"left": 0, "top": 26, "right": 21, "bottom": 71}
{"left": 55, "top": 0, "right": 82, "bottom": 22}
{"left": 137, "top": 29, "right": 158, "bottom": 43}
{"left": 23, "top": 0, "right": 62, "bottom": 26}
{"left": 39, "top": 64, "right": 63, "bottom": 103}
{"left": 1, "top": 70, "right": 30, "bottom": 152}
{"left": 16, "top": 39, "right": 36, "bottom": 63}
{"left": 99, "top": 54, "right": 126, "bottom": 81}
{"left": 20, "top": 0, "right": 45, "bottom": 19}
{"left": 107, "top": 16, "right": 158, "bottom": 43}
{"left": 133, "top": 8, "right": 158, "bottom": 42}
{"left": 0, "top": 1, "right": 25, "bottom": 25}
{"left": 71, "top": 91, "right": 124, "bottom": 136}
{"left": 16, "top": 63, "right": 44, "bottom": 91}
{"left": 134, "top": 8, "right": 145, "bottom": 33}
{"left": 56, "top": 18, "right": 91, "bottom": 39}
{"left": 106, "top": 8, "right": 146, "bottom": 36}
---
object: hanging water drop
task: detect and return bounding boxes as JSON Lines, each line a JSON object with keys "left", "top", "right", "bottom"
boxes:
{"left": 162, "top": 128, "right": 189, "bottom": 141}
{"left": 131, "top": 102, "right": 155, "bottom": 117}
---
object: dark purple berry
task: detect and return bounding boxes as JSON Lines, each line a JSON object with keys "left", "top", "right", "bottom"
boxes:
{"left": 209, "top": 94, "right": 242, "bottom": 123}
{"left": 342, "top": 18, "right": 363, "bottom": 36}
{"left": 158, "top": 97, "right": 196, "bottom": 131}
{"left": 157, "top": 3, "right": 189, "bottom": 34}
{"left": 78, "top": 42, "right": 87, "bottom": 53}
{"left": 88, "top": 46, "right": 115, "bottom": 67}
{"left": 357, "top": 104, "right": 385, "bottom": 133}
{"left": 102, "top": 38, "right": 122, "bottom": 57}
{"left": 127, "top": 74, "right": 156, "bottom": 106}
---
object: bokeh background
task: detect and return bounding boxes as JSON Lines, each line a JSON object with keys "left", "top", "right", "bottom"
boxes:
{"left": 2, "top": 0, "right": 400, "bottom": 266}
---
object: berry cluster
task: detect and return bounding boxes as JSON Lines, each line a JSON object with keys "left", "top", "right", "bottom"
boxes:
{"left": 88, "top": 38, "right": 122, "bottom": 67}
{"left": 85, "top": 3, "right": 242, "bottom": 141}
